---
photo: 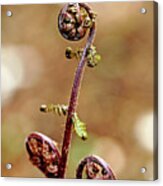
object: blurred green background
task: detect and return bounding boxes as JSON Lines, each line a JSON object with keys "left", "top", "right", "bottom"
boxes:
{"left": 1, "top": 2, "right": 156, "bottom": 180}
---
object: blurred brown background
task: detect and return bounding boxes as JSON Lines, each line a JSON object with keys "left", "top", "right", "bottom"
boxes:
{"left": 1, "top": 2, "right": 156, "bottom": 180}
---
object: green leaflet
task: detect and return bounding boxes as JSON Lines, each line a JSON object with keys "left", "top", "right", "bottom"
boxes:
{"left": 40, "top": 104, "right": 88, "bottom": 140}
{"left": 87, "top": 45, "right": 101, "bottom": 68}
{"left": 65, "top": 45, "right": 101, "bottom": 68}
{"left": 71, "top": 113, "right": 88, "bottom": 140}
{"left": 40, "top": 104, "right": 68, "bottom": 116}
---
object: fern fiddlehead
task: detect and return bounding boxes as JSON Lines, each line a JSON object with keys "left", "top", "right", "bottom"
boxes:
{"left": 25, "top": 3, "right": 116, "bottom": 180}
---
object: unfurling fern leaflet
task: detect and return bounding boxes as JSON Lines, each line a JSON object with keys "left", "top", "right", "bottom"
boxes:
{"left": 40, "top": 104, "right": 88, "bottom": 140}
{"left": 71, "top": 113, "right": 88, "bottom": 140}
{"left": 65, "top": 45, "right": 101, "bottom": 68}
{"left": 40, "top": 104, "right": 68, "bottom": 116}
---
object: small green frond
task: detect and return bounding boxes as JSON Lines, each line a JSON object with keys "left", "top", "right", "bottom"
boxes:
{"left": 40, "top": 104, "right": 68, "bottom": 116}
{"left": 72, "top": 113, "right": 88, "bottom": 140}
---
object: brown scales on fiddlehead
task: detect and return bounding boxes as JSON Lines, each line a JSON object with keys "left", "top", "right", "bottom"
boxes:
{"left": 76, "top": 155, "right": 117, "bottom": 180}
{"left": 58, "top": 3, "right": 96, "bottom": 41}
{"left": 25, "top": 132, "right": 60, "bottom": 178}
{"left": 25, "top": 3, "right": 116, "bottom": 180}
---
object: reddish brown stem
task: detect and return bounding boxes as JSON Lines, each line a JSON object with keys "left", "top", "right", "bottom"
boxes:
{"left": 58, "top": 23, "right": 96, "bottom": 178}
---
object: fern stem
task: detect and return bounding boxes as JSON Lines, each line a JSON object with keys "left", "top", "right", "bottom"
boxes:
{"left": 59, "top": 24, "right": 96, "bottom": 178}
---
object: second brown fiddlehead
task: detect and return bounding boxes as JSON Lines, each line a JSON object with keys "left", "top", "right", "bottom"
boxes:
{"left": 76, "top": 155, "right": 117, "bottom": 179}
{"left": 25, "top": 132, "right": 60, "bottom": 178}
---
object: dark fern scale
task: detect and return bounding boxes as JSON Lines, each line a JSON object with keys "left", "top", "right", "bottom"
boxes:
{"left": 25, "top": 132, "right": 60, "bottom": 178}
{"left": 58, "top": 3, "right": 96, "bottom": 41}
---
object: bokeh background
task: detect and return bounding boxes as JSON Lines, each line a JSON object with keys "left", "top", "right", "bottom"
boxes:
{"left": 1, "top": 2, "right": 157, "bottom": 180}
